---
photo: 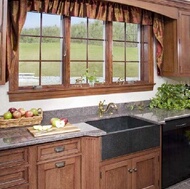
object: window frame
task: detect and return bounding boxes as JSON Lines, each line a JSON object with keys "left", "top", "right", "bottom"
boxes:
{"left": 8, "top": 14, "right": 154, "bottom": 102}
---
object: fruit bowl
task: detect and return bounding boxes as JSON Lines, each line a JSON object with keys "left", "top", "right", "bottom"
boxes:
{"left": 0, "top": 108, "right": 43, "bottom": 128}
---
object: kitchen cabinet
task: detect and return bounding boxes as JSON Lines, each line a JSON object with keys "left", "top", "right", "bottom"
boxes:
{"left": 0, "top": 0, "right": 7, "bottom": 85}
{"left": 100, "top": 148, "right": 160, "bottom": 189}
{"left": 162, "top": 10, "right": 190, "bottom": 76}
{"left": 0, "top": 147, "right": 30, "bottom": 189}
{"left": 38, "top": 156, "right": 81, "bottom": 189}
{"left": 37, "top": 138, "right": 81, "bottom": 189}
{"left": 177, "top": 11, "right": 190, "bottom": 76}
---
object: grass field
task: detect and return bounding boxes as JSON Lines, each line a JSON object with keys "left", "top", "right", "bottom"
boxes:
{"left": 19, "top": 43, "right": 139, "bottom": 78}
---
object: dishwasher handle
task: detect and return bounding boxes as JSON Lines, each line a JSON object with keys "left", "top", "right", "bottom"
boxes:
{"left": 176, "top": 123, "right": 187, "bottom": 127}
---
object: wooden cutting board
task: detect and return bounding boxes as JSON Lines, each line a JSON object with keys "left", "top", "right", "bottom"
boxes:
{"left": 28, "top": 123, "right": 80, "bottom": 137}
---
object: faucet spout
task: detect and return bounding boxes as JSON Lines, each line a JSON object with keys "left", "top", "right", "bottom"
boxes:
{"left": 105, "top": 103, "right": 118, "bottom": 113}
{"left": 98, "top": 101, "right": 118, "bottom": 117}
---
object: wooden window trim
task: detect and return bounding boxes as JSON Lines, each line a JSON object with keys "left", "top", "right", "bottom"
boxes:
{"left": 8, "top": 15, "right": 154, "bottom": 102}
{"left": 8, "top": 83, "right": 154, "bottom": 102}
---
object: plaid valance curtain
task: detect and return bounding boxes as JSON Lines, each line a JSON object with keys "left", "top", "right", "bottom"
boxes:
{"left": 6, "top": 0, "right": 164, "bottom": 82}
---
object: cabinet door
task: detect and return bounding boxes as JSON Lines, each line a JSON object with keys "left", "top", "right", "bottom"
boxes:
{"left": 132, "top": 151, "right": 160, "bottom": 189}
{"left": 0, "top": 0, "right": 7, "bottom": 85}
{"left": 178, "top": 11, "right": 190, "bottom": 75}
{"left": 38, "top": 156, "right": 81, "bottom": 189}
{"left": 100, "top": 160, "right": 132, "bottom": 189}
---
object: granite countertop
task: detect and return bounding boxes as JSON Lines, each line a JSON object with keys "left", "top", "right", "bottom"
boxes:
{"left": 0, "top": 122, "right": 106, "bottom": 151}
{"left": 1, "top": 101, "right": 190, "bottom": 151}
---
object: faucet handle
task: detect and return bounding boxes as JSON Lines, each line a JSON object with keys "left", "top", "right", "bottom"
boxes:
{"left": 99, "top": 100, "right": 105, "bottom": 106}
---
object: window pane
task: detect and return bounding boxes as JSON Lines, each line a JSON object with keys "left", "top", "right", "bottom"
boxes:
{"left": 21, "top": 12, "right": 40, "bottom": 35}
{"left": 88, "top": 62, "right": 105, "bottom": 83}
{"left": 41, "top": 62, "right": 62, "bottom": 85}
{"left": 71, "top": 17, "right": 87, "bottom": 38}
{"left": 113, "top": 42, "right": 125, "bottom": 61}
{"left": 71, "top": 39, "right": 86, "bottom": 60}
{"left": 126, "top": 62, "right": 140, "bottom": 81}
{"left": 89, "top": 19, "right": 103, "bottom": 39}
{"left": 70, "top": 62, "right": 86, "bottom": 84}
{"left": 113, "top": 62, "right": 125, "bottom": 82}
{"left": 19, "top": 38, "right": 40, "bottom": 60}
{"left": 42, "top": 13, "right": 62, "bottom": 37}
{"left": 19, "top": 62, "right": 39, "bottom": 86}
{"left": 88, "top": 40, "right": 103, "bottom": 60}
{"left": 42, "top": 39, "right": 62, "bottom": 60}
{"left": 126, "top": 45, "right": 139, "bottom": 61}
{"left": 126, "top": 24, "right": 138, "bottom": 42}
{"left": 113, "top": 22, "right": 124, "bottom": 40}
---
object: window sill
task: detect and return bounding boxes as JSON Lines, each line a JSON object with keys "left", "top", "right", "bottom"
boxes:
{"left": 8, "top": 83, "right": 155, "bottom": 102}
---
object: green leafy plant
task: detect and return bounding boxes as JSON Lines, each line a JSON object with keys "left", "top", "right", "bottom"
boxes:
{"left": 149, "top": 83, "right": 190, "bottom": 110}
{"left": 83, "top": 69, "right": 99, "bottom": 84}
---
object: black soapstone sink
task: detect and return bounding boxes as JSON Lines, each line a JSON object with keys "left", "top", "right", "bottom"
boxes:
{"left": 86, "top": 116, "right": 153, "bottom": 133}
{"left": 86, "top": 116, "right": 160, "bottom": 160}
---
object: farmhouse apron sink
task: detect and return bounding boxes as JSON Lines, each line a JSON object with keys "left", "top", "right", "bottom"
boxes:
{"left": 86, "top": 116, "right": 160, "bottom": 160}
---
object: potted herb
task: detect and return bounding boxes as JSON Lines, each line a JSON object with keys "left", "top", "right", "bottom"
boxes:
{"left": 83, "top": 69, "right": 99, "bottom": 87}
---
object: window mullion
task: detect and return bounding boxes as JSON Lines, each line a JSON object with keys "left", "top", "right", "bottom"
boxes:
{"left": 86, "top": 18, "right": 89, "bottom": 82}
{"left": 63, "top": 17, "right": 70, "bottom": 87}
{"left": 124, "top": 23, "right": 127, "bottom": 82}
{"left": 105, "top": 21, "right": 112, "bottom": 84}
{"left": 39, "top": 13, "right": 42, "bottom": 86}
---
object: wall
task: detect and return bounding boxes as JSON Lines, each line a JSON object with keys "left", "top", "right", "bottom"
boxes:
{"left": 1, "top": 62, "right": 180, "bottom": 116}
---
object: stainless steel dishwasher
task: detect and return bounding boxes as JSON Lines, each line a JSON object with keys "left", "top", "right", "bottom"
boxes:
{"left": 162, "top": 117, "right": 190, "bottom": 188}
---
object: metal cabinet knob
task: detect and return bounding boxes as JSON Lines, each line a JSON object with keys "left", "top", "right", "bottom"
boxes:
{"left": 133, "top": 168, "right": 137, "bottom": 172}
{"left": 128, "top": 169, "right": 133, "bottom": 173}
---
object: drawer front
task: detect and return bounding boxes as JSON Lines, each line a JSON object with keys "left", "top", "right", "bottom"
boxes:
{"left": 0, "top": 148, "right": 28, "bottom": 167}
{"left": 38, "top": 138, "right": 81, "bottom": 161}
{"left": 0, "top": 166, "right": 29, "bottom": 189}
{"left": 163, "top": 117, "right": 190, "bottom": 132}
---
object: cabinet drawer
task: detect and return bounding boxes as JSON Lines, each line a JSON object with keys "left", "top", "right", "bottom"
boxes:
{"left": 0, "top": 166, "right": 29, "bottom": 189}
{"left": 0, "top": 148, "right": 28, "bottom": 167}
{"left": 37, "top": 138, "right": 81, "bottom": 161}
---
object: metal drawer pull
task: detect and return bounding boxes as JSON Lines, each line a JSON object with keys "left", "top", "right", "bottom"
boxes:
{"left": 55, "top": 162, "right": 65, "bottom": 168}
{"left": 54, "top": 146, "right": 65, "bottom": 153}
{"left": 128, "top": 169, "right": 133, "bottom": 173}
{"left": 133, "top": 168, "right": 137, "bottom": 172}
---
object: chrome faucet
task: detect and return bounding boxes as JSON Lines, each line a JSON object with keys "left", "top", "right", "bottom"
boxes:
{"left": 98, "top": 100, "right": 118, "bottom": 117}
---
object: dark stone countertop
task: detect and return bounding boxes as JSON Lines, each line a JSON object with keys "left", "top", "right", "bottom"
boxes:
{"left": 1, "top": 100, "right": 190, "bottom": 151}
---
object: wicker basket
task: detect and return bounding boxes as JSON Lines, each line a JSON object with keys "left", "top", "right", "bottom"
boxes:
{"left": 0, "top": 108, "right": 43, "bottom": 128}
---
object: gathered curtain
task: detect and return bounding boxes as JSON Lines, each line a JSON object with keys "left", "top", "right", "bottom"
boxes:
{"left": 6, "top": 0, "right": 164, "bottom": 82}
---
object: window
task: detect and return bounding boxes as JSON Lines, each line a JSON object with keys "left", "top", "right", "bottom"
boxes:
{"left": 9, "top": 11, "right": 154, "bottom": 101}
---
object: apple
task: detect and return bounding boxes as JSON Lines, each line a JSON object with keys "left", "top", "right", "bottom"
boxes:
{"left": 51, "top": 118, "right": 60, "bottom": 127}
{"left": 13, "top": 111, "right": 22, "bottom": 119}
{"left": 30, "top": 108, "right": 39, "bottom": 116}
{"left": 55, "top": 120, "right": 66, "bottom": 128}
{"left": 18, "top": 108, "right": 26, "bottom": 116}
{"left": 8, "top": 107, "right": 17, "bottom": 114}
{"left": 25, "top": 110, "right": 33, "bottom": 117}
{"left": 60, "top": 118, "right": 68, "bottom": 125}
{"left": 3, "top": 111, "right": 13, "bottom": 119}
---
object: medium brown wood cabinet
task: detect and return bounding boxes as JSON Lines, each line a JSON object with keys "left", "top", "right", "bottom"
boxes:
{"left": 100, "top": 148, "right": 160, "bottom": 189}
{"left": 0, "top": 147, "right": 30, "bottom": 189}
{"left": 0, "top": 137, "right": 160, "bottom": 189}
{"left": 177, "top": 11, "right": 190, "bottom": 76}
{"left": 0, "top": 0, "right": 7, "bottom": 85}
{"left": 162, "top": 10, "right": 190, "bottom": 77}
{"left": 37, "top": 138, "right": 82, "bottom": 189}
{"left": 38, "top": 156, "right": 81, "bottom": 189}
